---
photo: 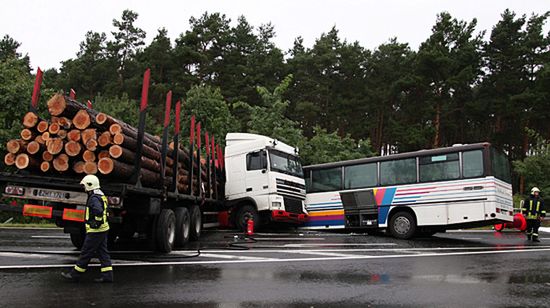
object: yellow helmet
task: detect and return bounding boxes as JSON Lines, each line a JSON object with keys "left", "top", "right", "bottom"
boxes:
{"left": 531, "top": 187, "right": 541, "bottom": 195}
{"left": 80, "top": 175, "right": 100, "bottom": 191}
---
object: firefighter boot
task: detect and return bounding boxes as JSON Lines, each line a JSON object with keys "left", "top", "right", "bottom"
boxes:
{"left": 94, "top": 270, "right": 114, "bottom": 283}
{"left": 533, "top": 234, "right": 540, "bottom": 242}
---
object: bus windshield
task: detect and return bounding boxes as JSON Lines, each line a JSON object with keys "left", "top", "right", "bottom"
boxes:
{"left": 269, "top": 150, "right": 304, "bottom": 178}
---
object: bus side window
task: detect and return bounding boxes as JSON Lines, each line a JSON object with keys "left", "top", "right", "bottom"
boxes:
{"left": 344, "top": 163, "right": 377, "bottom": 189}
{"left": 463, "top": 150, "right": 483, "bottom": 178}
{"left": 419, "top": 153, "right": 459, "bottom": 182}
{"left": 311, "top": 167, "right": 342, "bottom": 192}
{"left": 380, "top": 158, "right": 416, "bottom": 186}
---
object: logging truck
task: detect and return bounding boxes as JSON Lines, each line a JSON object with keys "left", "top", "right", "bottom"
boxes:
{"left": 0, "top": 70, "right": 307, "bottom": 252}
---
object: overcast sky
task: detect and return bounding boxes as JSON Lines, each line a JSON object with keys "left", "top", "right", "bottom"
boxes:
{"left": 1, "top": 0, "right": 548, "bottom": 71}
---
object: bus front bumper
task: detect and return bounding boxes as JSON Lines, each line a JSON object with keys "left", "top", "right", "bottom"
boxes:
{"left": 271, "top": 210, "right": 308, "bottom": 223}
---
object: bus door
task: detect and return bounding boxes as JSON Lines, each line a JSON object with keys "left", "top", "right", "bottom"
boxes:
{"left": 340, "top": 190, "right": 378, "bottom": 228}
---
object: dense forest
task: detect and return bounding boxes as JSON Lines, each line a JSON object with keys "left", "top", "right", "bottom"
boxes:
{"left": 1, "top": 9, "right": 550, "bottom": 194}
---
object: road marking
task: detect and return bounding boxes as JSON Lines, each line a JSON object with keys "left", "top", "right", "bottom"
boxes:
{"left": 254, "top": 238, "right": 326, "bottom": 241}
{"left": 286, "top": 251, "right": 363, "bottom": 258}
{"left": 457, "top": 237, "right": 482, "bottom": 240}
{"left": 31, "top": 235, "right": 70, "bottom": 239}
{"left": 284, "top": 243, "right": 397, "bottom": 247}
{"left": 0, "top": 252, "right": 50, "bottom": 259}
{"left": 198, "top": 253, "right": 278, "bottom": 261}
{"left": 4, "top": 246, "right": 550, "bottom": 269}
{"left": 539, "top": 227, "right": 550, "bottom": 233}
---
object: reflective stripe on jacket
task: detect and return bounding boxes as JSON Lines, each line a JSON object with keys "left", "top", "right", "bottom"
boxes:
{"left": 85, "top": 194, "right": 109, "bottom": 233}
{"left": 522, "top": 197, "right": 546, "bottom": 220}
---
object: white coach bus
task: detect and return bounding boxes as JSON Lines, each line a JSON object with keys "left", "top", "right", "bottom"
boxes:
{"left": 303, "top": 143, "right": 513, "bottom": 239}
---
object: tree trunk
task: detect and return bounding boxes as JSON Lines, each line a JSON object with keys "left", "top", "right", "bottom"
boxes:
{"left": 433, "top": 103, "right": 441, "bottom": 148}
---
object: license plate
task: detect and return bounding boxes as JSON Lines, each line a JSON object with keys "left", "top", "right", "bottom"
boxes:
{"left": 37, "top": 189, "right": 67, "bottom": 199}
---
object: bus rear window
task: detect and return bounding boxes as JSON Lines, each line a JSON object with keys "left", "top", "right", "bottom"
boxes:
{"left": 491, "top": 148, "right": 511, "bottom": 183}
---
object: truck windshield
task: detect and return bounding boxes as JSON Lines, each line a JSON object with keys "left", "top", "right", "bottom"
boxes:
{"left": 269, "top": 150, "right": 304, "bottom": 178}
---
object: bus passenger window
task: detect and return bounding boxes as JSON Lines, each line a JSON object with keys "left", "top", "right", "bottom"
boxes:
{"left": 463, "top": 150, "right": 483, "bottom": 178}
{"left": 419, "top": 153, "right": 459, "bottom": 182}
{"left": 311, "top": 167, "right": 342, "bottom": 192}
{"left": 380, "top": 158, "right": 416, "bottom": 186}
{"left": 345, "top": 163, "right": 377, "bottom": 189}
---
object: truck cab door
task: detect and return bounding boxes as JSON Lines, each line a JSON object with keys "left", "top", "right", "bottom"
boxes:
{"left": 245, "top": 150, "right": 270, "bottom": 199}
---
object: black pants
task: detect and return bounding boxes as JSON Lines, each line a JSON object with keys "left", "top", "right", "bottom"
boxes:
{"left": 72, "top": 231, "right": 113, "bottom": 280}
{"left": 526, "top": 219, "right": 541, "bottom": 239}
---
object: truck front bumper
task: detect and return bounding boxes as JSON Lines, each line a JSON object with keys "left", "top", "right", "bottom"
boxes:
{"left": 271, "top": 210, "right": 308, "bottom": 224}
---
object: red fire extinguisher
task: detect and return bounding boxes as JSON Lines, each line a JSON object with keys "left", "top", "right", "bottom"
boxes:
{"left": 246, "top": 218, "right": 254, "bottom": 236}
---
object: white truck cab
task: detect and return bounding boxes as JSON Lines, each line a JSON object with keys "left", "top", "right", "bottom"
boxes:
{"left": 224, "top": 133, "right": 308, "bottom": 230}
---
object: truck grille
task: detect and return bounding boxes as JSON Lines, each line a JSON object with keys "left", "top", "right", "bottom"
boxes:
{"left": 284, "top": 197, "right": 303, "bottom": 214}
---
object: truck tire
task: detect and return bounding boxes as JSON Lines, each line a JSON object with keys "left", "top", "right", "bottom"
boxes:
{"left": 156, "top": 209, "right": 176, "bottom": 253}
{"left": 70, "top": 231, "right": 85, "bottom": 250}
{"left": 235, "top": 205, "right": 259, "bottom": 232}
{"left": 174, "top": 207, "right": 190, "bottom": 247}
{"left": 389, "top": 211, "right": 416, "bottom": 239}
{"left": 189, "top": 205, "right": 202, "bottom": 241}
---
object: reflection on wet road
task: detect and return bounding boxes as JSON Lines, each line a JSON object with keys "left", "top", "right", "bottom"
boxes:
{"left": 1, "top": 228, "right": 550, "bottom": 307}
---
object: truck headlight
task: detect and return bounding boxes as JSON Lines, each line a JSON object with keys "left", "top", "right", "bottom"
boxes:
{"left": 272, "top": 202, "right": 282, "bottom": 209}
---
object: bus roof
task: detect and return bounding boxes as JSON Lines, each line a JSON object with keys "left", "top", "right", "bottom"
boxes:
{"left": 304, "top": 142, "right": 491, "bottom": 170}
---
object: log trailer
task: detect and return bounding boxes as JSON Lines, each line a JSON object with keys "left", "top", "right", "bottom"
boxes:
{"left": 0, "top": 69, "right": 308, "bottom": 253}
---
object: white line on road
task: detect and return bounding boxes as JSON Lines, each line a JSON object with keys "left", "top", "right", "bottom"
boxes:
{"left": 284, "top": 243, "right": 397, "bottom": 247}
{"left": 254, "top": 238, "right": 326, "bottom": 241}
{"left": 198, "top": 253, "right": 278, "bottom": 261}
{"left": 4, "top": 246, "right": 550, "bottom": 270}
{"left": 31, "top": 235, "right": 70, "bottom": 239}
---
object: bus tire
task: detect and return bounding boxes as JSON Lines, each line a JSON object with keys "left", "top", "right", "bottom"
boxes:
{"left": 156, "top": 209, "right": 176, "bottom": 253}
{"left": 174, "top": 207, "right": 191, "bottom": 247}
{"left": 235, "top": 204, "right": 259, "bottom": 232}
{"left": 389, "top": 211, "right": 416, "bottom": 239}
{"left": 189, "top": 205, "right": 202, "bottom": 241}
{"left": 70, "top": 229, "right": 85, "bottom": 250}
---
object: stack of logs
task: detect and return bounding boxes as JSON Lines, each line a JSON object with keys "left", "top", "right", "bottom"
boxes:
{"left": 4, "top": 93, "right": 218, "bottom": 195}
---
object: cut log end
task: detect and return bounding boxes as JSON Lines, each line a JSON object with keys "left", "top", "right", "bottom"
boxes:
{"left": 15, "top": 153, "right": 33, "bottom": 169}
{"left": 53, "top": 154, "right": 69, "bottom": 172}
{"left": 42, "top": 151, "right": 54, "bottom": 162}
{"left": 96, "top": 113, "right": 108, "bottom": 125}
{"left": 4, "top": 153, "right": 16, "bottom": 166}
{"left": 49, "top": 122, "right": 60, "bottom": 135}
{"left": 35, "top": 136, "right": 45, "bottom": 145}
{"left": 73, "top": 161, "right": 85, "bottom": 174}
{"left": 67, "top": 130, "right": 81, "bottom": 142}
{"left": 109, "top": 124, "right": 122, "bottom": 135}
{"left": 98, "top": 158, "right": 114, "bottom": 175}
{"left": 46, "top": 138, "right": 64, "bottom": 155}
{"left": 83, "top": 150, "right": 96, "bottom": 162}
{"left": 7, "top": 139, "right": 26, "bottom": 154}
{"left": 40, "top": 161, "right": 50, "bottom": 172}
{"left": 109, "top": 145, "right": 123, "bottom": 158}
{"left": 113, "top": 133, "right": 124, "bottom": 145}
{"left": 98, "top": 132, "right": 112, "bottom": 147}
{"left": 84, "top": 162, "right": 98, "bottom": 175}
{"left": 98, "top": 151, "right": 110, "bottom": 160}
{"left": 73, "top": 109, "right": 91, "bottom": 130}
{"left": 23, "top": 112, "right": 39, "bottom": 128}
{"left": 86, "top": 139, "right": 98, "bottom": 152}
{"left": 20, "top": 129, "right": 35, "bottom": 141}
{"left": 27, "top": 141, "right": 41, "bottom": 155}
{"left": 47, "top": 94, "right": 67, "bottom": 117}
{"left": 65, "top": 141, "right": 82, "bottom": 157}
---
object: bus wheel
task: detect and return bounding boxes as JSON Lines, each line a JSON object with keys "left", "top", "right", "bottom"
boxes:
{"left": 174, "top": 207, "right": 190, "bottom": 247}
{"left": 70, "top": 228, "right": 85, "bottom": 249}
{"left": 235, "top": 205, "right": 259, "bottom": 232}
{"left": 189, "top": 205, "right": 202, "bottom": 241}
{"left": 156, "top": 209, "right": 176, "bottom": 253}
{"left": 389, "top": 211, "right": 416, "bottom": 239}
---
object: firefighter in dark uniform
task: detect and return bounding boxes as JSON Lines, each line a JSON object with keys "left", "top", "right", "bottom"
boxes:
{"left": 62, "top": 175, "right": 113, "bottom": 282}
{"left": 522, "top": 187, "right": 546, "bottom": 242}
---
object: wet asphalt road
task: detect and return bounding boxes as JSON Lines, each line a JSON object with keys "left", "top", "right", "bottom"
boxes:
{"left": 1, "top": 228, "right": 550, "bottom": 307}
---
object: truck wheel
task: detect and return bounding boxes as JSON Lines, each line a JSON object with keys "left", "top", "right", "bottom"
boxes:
{"left": 389, "top": 211, "right": 416, "bottom": 239}
{"left": 189, "top": 205, "right": 202, "bottom": 241}
{"left": 235, "top": 205, "right": 259, "bottom": 232}
{"left": 70, "top": 230, "right": 85, "bottom": 250}
{"left": 156, "top": 209, "right": 176, "bottom": 253}
{"left": 174, "top": 207, "right": 190, "bottom": 247}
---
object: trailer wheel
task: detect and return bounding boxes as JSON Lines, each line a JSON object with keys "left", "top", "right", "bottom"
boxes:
{"left": 156, "top": 209, "right": 176, "bottom": 253}
{"left": 189, "top": 205, "right": 202, "bottom": 241}
{"left": 389, "top": 211, "right": 416, "bottom": 239}
{"left": 70, "top": 230, "right": 85, "bottom": 250}
{"left": 235, "top": 205, "right": 259, "bottom": 232}
{"left": 174, "top": 207, "right": 191, "bottom": 247}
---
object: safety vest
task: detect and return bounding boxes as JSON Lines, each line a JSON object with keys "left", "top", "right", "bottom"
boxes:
{"left": 85, "top": 195, "right": 109, "bottom": 233}
{"left": 524, "top": 199, "right": 544, "bottom": 220}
